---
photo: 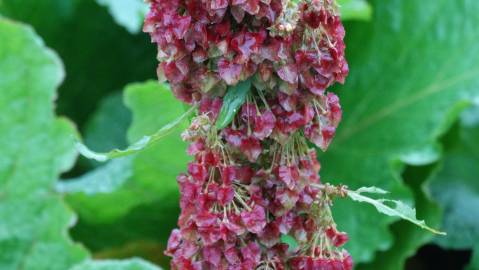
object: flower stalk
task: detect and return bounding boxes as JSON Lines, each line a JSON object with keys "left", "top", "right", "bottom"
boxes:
{"left": 144, "top": 0, "right": 351, "bottom": 268}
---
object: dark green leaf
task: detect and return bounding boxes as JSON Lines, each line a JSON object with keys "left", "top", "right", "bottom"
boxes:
{"left": 84, "top": 92, "right": 132, "bottom": 157}
{"left": 321, "top": 0, "right": 479, "bottom": 263}
{"left": 427, "top": 105, "right": 479, "bottom": 269}
{"left": 467, "top": 243, "right": 479, "bottom": 270}
{"left": 216, "top": 79, "right": 252, "bottom": 129}
{"left": 70, "top": 258, "right": 162, "bottom": 270}
{"left": 359, "top": 164, "right": 442, "bottom": 270}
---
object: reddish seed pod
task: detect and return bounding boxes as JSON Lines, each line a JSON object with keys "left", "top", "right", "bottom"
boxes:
{"left": 146, "top": 0, "right": 350, "bottom": 267}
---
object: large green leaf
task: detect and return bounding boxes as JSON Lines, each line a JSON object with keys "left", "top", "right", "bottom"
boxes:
{"left": 428, "top": 106, "right": 479, "bottom": 269}
{"left": 321, "top": 0, "right": 479, "bottom": 263}
{"left": 0, "top": 0, "right": 156, "bottom": 127}
{"left": 467, "top": 243, "right": 479, "bottom": 270}
{"left": 0, "top": 16, "right": 164, "bottom": 270}
{"left": 66, "top": 81, "right": 187, "bottom": 221}
{"left": 65, "top": 81, "right": 188, "bottom": 268}
{"left": 0, "top": 17, "right": 87, "bottom": 270}
{"left": 70, "top": 258, "right": 161, "bottom": 270}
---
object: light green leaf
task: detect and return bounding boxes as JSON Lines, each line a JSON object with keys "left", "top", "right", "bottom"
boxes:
{"left": 0, "top": 17, "right": 88, "bottom": 269}
{"left": 338, "top": 0, "right": 372, "bottom": 21}
{"left": 216, "top": 79, "right": 252, "bottom": 129}
{"left": 67, "top": 81, "right": 188, "bottom": 221}
{"left": 428, "top": 105, "right": 479, "bottom": 268}
{"left": 347, "top": 187, "right": 444, "bottom": 235}
{"left": 67, "top": 81, "right": 188, "bottom": 268}
{"left": 321, "top": 0, "right": 479, "bottom": 263}
{"left": 77, "top": 100, "right": 196, "bottom": 162}
{"left": 96, "top": 0, "right": 148, "bottom": 34}
{"left": 58, "top": 157, "right": 134, "bottom": 195}
{"left": 70, "top": 258, "right": 161, "bottom": 270}
{"left": 355, "top": 186, "right": 389, "bottom": 195}
{"left": 360, "top": 164, "right": 442, "bottom": 270}
{"left": 0, "top": 16, "right": 158, "bottom": 270}
{"left": 467, "top": 243, "right": 479, "bottom": 270}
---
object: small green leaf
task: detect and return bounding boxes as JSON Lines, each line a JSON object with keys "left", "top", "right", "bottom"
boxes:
{"left": 216, "top": 79, "right": 252, "bottom": 129}
{"left": 96, "top": 0, "right": 149, "bottom": 34}
{"left": 76, "top": 101, "right": 197, "bottom": 162}
{"left": 280, "top": 234, "right": 299, "bottom": 252}
{"left": 338, "top": 0, "right": 372, "bottom": 21}
{"left": 347, "top": 187, "right": 445, "bottom": 235}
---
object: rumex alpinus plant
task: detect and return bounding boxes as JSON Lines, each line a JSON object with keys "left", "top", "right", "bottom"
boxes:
{"left": 76, "top": 0, "right": 444, "bottom": 269}
{"left": 143, "top": 0, "right": 351, "bottom": 269}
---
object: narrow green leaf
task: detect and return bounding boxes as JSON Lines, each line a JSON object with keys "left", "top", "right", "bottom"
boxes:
{"left": 467, "top": 243, "right": 479, "bottom": 270}
{"left": 77, "top": 104, "right": 197, "bottom": 162}
{"left": 347, "top": 187, "right": 445, "bottom": 235}
{"left": 280, "top": 234, "right": 299, "bottom": 252}
{"left": 338, "top": 0, "right": 372, "bottom": 21}
{"left": 216, "top": 79, "right": 252, "bottom": 129}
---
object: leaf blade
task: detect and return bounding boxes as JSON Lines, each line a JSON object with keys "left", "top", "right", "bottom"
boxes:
{"left": 0, "top": 17, "right": 88, "bottom": 269}
{"left": 347, "top": 187, "right": 445, "bottom": 235}
{"left": 320, "top": 0, "right": 479, "bottom": 262}
{"left": 70, "top": 258, "right": 162, "bottom": 270}
{"left": 338, "top": 0, "right": 372, "bottom": 21}
{"left": 76, "top": 103, "right": 196, "bottom": 162}
{"left": 216, "top": 79, "right": 252, "bottom": 129}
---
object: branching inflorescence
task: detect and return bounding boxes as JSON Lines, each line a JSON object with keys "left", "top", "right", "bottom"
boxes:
{"left": 144, "top": 0, "right": 351, "bottom": 268}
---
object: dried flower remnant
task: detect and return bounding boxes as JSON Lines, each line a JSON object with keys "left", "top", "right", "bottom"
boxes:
{"left": 144, "top": 0, "right": 350, "bottom": 268}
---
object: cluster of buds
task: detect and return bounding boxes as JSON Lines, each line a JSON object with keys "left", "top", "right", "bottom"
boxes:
{"left": 144, "top": 0, "right": 351, "bottom": 268}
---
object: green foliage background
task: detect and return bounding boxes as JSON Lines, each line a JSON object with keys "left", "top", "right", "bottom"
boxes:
{"left": 0, "top": 0, "right": 478, "bottom": 269}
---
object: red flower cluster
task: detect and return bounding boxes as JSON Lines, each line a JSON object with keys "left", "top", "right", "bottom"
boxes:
{"left": 144, "top": 0, "right": 350, "bottom": 268}
{"left": 144, "top": 0, "right": 347, "bottom": 104}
